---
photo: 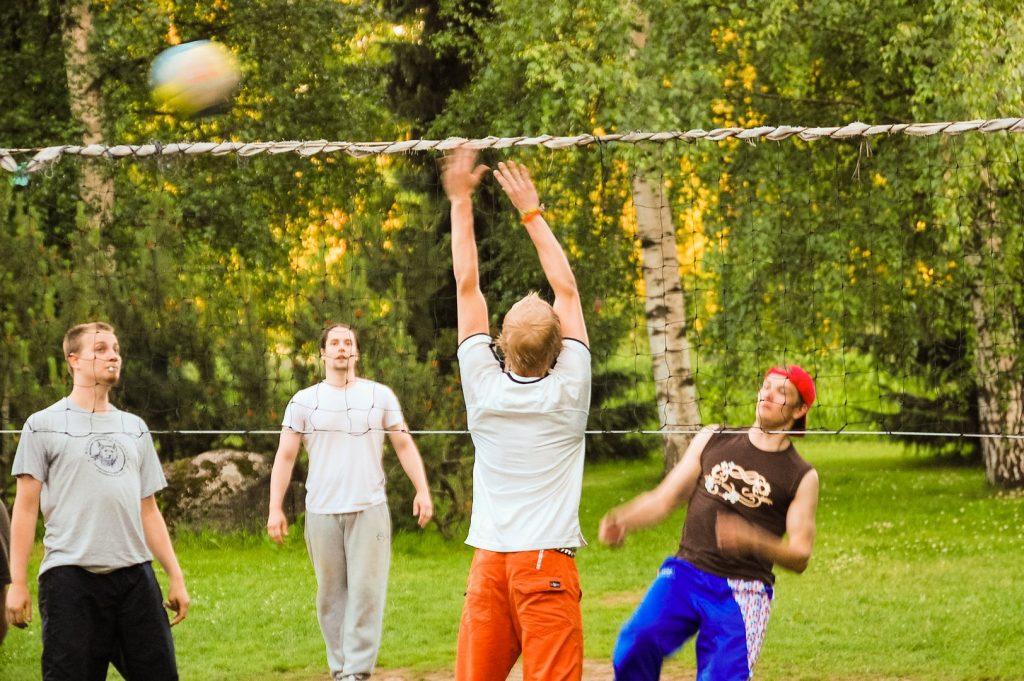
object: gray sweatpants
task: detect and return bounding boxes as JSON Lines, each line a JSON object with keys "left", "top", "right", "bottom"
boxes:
{"left": 304, "top": 503, "right": 391, "bottom": 679}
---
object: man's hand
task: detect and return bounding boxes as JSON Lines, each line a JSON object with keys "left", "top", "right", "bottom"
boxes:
{"left": 598, "top": 511, "right": 627, "bottom": 548}
{"left": 441, "top": 147, "right": 489, "bottom": 201}
{"left": 413, "top": 491, "right": 434, "bottom": 528}
{"left": 164, "top": 580, "right": 190, "bottom": 627}
{"left": 267, "top": 508, "right": 289, "bottom": 545}
{"left": 715, "top": 512, "right": 761, "bottom": 556}
{"left": 5, "top": 583, "right": 32, "bottom": 629}
{"left": 493, "top": 160, "right": 541, "bottom": 214}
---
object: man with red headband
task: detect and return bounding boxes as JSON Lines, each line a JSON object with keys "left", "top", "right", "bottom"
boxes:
{"left": 599, "top": 365, "right": 820, "bottom": 681}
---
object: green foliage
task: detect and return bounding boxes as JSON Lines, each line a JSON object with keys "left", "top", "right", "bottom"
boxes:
{"left": 0, "top": 186, "right": 67, "bottom": 495}
{"left": 0, "top": 1, "right": 481, "bottom": 520}
{"left": 383, "top": 0, "right": 655, "bottom": 468}
{"left": 5, "top": 0, "right": 1024, "bottom": 499}
{"left": 669, "top": 3, "right": 1024, "bottom": 456}
{"left": 0, "top": 1, "right": 75, "bottom": 146}
{"left": 431, "top": 0, "right": 640, "bottom": 135}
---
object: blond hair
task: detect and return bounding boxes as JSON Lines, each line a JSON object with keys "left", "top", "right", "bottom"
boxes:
{"left": 63, "top": 321, "right": 116, "bottom": 357}
{"left": 63, "top": 322, "right": 116, "bottom": 377}
{"left": 497, "top": 293, "right": 562, "bottom": 376}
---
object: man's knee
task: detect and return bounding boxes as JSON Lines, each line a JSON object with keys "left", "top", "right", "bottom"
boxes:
{"left": 613, "top": 621, "right": 664, "bottom": 674}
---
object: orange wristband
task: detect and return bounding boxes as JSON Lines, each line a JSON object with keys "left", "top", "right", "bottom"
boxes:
{"left": 520, "top": 207, "right": 544, "bottom": 224}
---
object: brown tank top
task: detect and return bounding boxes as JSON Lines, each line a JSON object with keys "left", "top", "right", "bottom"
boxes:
{"left": 677, "top": 428, "right": 814, "bottom": 585}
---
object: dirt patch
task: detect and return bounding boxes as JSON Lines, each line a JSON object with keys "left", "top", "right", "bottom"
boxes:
{"left": 373, "top": 659, "right": 694, "bottom": 680}
{"left": 251, "top": 662, "right": 924, "bottom": 681}
{"left": 595, "top": 591, "right": 643, "bottom": 608}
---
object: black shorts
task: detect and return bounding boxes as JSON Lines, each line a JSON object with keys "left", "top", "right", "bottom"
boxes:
{"left": 38, "top": 562, "right": 178, "bottom": 681}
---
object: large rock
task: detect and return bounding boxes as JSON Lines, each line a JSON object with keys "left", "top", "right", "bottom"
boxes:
{"left": 161, "top": 449, "right": 304, "bottom": 531}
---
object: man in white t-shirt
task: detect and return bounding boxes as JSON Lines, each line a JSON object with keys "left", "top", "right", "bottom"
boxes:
{"left": 267, "top": 323, "right": 433, "bottom": 681}
{"left": 442, "top": 148, "right": 592, "bottom": 681}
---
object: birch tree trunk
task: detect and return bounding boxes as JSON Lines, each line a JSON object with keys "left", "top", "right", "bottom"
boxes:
{"left": 62, "top": 0, "right": 115, "bottom": 265}
{"left": 968, "top": 166, "right": 1024, "bottom": 488}
{"left": 633, "top": 173, "right": 701, "bottom": 472}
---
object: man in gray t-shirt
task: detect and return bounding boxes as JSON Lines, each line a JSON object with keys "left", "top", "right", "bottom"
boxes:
{"left": 5, "top": 322, "right": 190, "bottom": 680}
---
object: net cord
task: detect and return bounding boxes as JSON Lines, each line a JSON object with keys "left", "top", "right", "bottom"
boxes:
{"left": 3, "top": 117, "right": 1024, "bottom": 175}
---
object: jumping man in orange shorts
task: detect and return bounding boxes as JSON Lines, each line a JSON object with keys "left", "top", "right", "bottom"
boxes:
{"left": 443, "top": 148, "right": 591, "bottom": 681}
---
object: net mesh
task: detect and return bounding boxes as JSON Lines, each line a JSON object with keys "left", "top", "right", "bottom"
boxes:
{"left": 2, "top": 133, "right": 1024, "bottom": 517}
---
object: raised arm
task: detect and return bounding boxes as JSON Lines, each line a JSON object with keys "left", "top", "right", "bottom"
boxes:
{"left": 5, "top": 475, "right": 41, "bottom": 629}
{"left": 493, "top": 161, "right": 588, "bottom": 345}
{"left": 441, "top": 148, "right": 491, "bottom": 343}
{"left": 598, "top": 427, "right": 714, "bottom": 546}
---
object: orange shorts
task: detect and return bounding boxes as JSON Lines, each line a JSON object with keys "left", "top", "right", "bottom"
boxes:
{"left": 455, "top": 548, "right": 583, "bottom": 681}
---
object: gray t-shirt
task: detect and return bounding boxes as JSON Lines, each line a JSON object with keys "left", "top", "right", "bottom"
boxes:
{"left": 11, "top": 398, "right": 167, "bottom": 576}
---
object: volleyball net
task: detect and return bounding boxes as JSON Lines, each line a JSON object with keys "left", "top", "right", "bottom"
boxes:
{"left": 1, "top": 123, "right": 1023, "bottom": 490}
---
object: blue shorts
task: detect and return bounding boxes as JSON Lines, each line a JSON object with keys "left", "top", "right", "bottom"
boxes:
{"left": 613, "top": 557, "right": 773, "bottom": 681}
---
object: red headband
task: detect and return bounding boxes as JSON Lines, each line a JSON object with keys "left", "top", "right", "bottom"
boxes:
{"left": 766, "top": 365, "right": 815, "bottom": 434}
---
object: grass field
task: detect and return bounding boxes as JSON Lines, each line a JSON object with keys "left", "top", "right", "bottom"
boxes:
{"left": 2, "top": 438, "right": 1022, "bottom": 680}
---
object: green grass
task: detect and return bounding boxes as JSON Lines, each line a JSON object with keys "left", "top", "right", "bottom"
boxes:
{"left": 2, "top": 439, "right": 1022, "bottom": 680}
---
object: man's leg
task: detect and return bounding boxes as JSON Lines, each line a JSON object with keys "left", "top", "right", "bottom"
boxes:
{"left": 114, "top": 563, "right": 178, "bottom": 681}
{"left": 340, "top": 502, "right": 391, "bottom": 678}
{"left": 693, "top": 577, "right": 772, "bottom": 681}
{"left": 510, "top": 550, "right": 583, "bottom": 681}
{"left": 305, "top": 512, "right": 349, "bottom": 678}
{"left": 38, "top": 566, "right": 116, "bottom": 681}
{"left": 613, "top": 557, "right": 702, "bottom": 681}
{"left": 455, "top": 550, "right": 521, "bottom": 681}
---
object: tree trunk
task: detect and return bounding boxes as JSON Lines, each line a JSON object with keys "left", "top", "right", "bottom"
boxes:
{"left": 633, "top": 173, "right": 701, "bottom": 472}
{"left": 62, "top": 0, "right": 115, "bottom": 249}
{"left": 967, "top": 166, "right": 1024, "bottom": 489}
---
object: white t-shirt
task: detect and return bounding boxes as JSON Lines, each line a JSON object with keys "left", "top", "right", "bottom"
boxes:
{"left": 283, "top": 379, "right": 404, "bottom": 514}
{"left": 11, "top": 398, "right": 167, "bottom": 576}
{"left": 457, "top": 334, "right": 591, "bottom": 552}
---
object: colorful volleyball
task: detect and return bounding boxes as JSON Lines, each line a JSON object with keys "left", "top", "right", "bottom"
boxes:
{"left": 149, "top": 40, "right": 240, "bottom": 117}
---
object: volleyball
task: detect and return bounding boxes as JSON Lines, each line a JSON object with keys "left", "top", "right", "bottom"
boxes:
{"left": 149, "top": 40, "right": 240, "bottom": 117}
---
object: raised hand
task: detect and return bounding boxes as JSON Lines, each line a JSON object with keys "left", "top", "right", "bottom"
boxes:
{"left": 493, "top": 160, "right": 541, "bottom": 214}
{"left": 441, "top": 147, "right": 489, "bottom": 201}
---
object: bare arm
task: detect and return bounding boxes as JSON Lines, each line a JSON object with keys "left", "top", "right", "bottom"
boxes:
{"left": 5, "top": 475, "right": 41, "bottom": 628}
{"left": 716, "top": 469, "right": 819, "bottom": 573}
{"left": 442, "top": 148, "right": 491, "bottom": 343}
{"left": 387, "top": 425, "right": 434, "bottom": 528}
{"left": 140, "top": 496, "right": 190, "bottom": 625}
{"left": 267, "top": 429, "right": 303, "bottom": 544}
{"left": 599, "top": 428, "right": 715, "bottom": 546}
{"left": 493, "top": 161, "right": 588, "bottom": 345}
